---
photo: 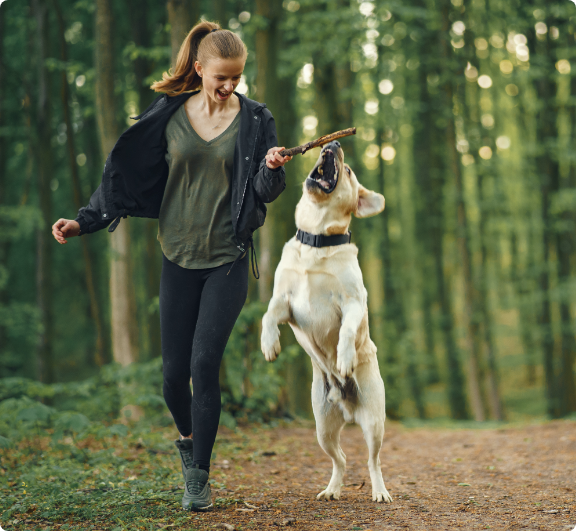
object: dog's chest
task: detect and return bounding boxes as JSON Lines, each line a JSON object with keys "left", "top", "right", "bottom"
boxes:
{"left": 288, "top": 270, "right": 343, "bottom": 337}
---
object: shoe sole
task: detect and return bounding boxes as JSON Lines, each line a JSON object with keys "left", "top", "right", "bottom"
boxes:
{"left": 184, "top": 503, "right": 213, "bottom": 512}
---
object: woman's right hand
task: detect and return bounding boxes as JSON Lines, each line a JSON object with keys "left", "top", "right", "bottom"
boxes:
{"left": 52, "top": 219, "right": 81, "bottom": 244}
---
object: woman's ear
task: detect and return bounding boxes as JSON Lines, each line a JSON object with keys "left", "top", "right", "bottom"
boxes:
{"left": 354, "top": 185, "right": 385, "bottom": 218}
{"left": 194, "top": 60, "right": 202, "bottom": 78}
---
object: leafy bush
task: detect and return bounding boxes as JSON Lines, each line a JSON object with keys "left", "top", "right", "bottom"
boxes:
{"left": 0, "top": 301, "right": 303, "bottom": 444}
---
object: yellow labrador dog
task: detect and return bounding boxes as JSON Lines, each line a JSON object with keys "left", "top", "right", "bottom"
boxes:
{"left": 261, "top": 141, "right": 392, "bottom": 503}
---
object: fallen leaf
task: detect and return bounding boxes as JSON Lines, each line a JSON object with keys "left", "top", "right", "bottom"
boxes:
{"left": 214, "top": 524, "right": 235, "bottom": 531}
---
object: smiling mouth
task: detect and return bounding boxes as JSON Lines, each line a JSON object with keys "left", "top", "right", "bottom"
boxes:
{"left": 306, "top": 149, "right": 339, "bottom": 194}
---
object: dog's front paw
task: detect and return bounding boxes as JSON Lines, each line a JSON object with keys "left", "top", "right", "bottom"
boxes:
{"left": 336, "top": 336, "right": 356, "bottom": 378}
{"left": 317, "top": 487, "right": 341, "bottom": 501}
{"left": 336, "top": 355, "right": 355, "bottom": 378}
{"left": 372, "top": 488, "right": 392, "bottom": 503}
{"left": 261, "top": 325, "right": 281, "bottom": 362}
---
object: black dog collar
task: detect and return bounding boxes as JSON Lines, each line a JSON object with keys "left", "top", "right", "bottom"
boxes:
{"left": 296, "top": 229, "right": 352, "bottom": 248}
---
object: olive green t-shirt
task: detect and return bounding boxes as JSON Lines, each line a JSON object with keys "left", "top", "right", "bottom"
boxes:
{"left": 158, "top": 104, "right": 241, "bottom": 269}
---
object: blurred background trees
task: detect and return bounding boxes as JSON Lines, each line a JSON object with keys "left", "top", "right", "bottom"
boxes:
{"left": 0, "top": 0, "right": 575, "bottom": 424}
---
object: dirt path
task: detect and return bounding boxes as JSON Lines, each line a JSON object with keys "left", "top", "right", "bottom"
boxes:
{"left": 197, "top": 420, "right": 576, "bottom": 531}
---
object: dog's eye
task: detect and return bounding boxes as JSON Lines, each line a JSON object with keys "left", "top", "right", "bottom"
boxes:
{"left": 346, "top": 167, "right": 351, "bottom": 174}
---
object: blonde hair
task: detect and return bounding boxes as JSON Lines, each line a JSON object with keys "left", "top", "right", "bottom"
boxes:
{"left": 151, "top": 20, "right": 247, "bottom": 96}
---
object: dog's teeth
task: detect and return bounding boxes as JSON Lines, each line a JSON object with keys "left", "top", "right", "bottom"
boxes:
{"left": 318, "top": 167, "right": 323, "bottom": 176}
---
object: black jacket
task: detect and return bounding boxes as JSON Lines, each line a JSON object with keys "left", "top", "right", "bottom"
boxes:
{"left": 75, "top": 91, "right": 286, "bottom": 253}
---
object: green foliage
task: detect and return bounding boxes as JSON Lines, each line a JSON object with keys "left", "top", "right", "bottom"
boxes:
{"left": 220, "top": 301, "right": 302, "bottom": 424}
{"left": 0, "top": 301, "right": 301, "bottom": 446}
{"left": 1, "top": 0, "right": 576, "bottom": 428}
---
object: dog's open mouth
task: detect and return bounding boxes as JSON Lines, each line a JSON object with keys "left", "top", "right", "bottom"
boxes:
{"left": 307, "top": 149, "right": 339, "bottom": 194}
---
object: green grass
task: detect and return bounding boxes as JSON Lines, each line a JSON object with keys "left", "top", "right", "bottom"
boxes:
{"left": 0, "top": 422, "right": 253, "bottom": 530}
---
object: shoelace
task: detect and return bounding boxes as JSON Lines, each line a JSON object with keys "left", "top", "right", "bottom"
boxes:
{"left": 181, "top": 450, "right": 194, "bottom": 470}
{"left": 186, "top": 476, "right": 206, "bottom": 495}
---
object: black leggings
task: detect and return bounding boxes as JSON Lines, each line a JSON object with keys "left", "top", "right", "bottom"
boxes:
{"left": 159, "top": 253, "right": 248, "bottom": 469}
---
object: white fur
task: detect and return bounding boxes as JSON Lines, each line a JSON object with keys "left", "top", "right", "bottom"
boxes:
{"left": 261, "top": 145, "right": 392, "bottom": 503}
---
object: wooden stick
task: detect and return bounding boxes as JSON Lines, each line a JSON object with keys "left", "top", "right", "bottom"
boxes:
{"left": 278, "top": 128, "right": 356, "bottom": 157}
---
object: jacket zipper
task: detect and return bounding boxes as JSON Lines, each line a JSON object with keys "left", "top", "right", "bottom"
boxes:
{"left": 235, "top": 114, "right": 260, "bottom": 250}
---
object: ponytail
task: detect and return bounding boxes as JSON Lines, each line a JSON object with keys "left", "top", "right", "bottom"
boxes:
{"left": 151, "top": 20, "right": 247, "bottom": 96}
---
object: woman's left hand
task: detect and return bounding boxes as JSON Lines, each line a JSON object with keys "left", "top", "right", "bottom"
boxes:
{"left": 265, "top": 147, "right": 292, "bottom": 169}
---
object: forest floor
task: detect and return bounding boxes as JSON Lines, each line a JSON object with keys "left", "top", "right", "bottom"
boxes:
{"left": 1, "top": 418, "right": 575, "bottom": 530}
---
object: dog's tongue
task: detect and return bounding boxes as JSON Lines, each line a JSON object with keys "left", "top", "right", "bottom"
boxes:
{"left": 319, "top": 179, "right": 329, "bottom": 188}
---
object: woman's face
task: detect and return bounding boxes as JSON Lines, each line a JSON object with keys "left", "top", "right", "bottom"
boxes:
{"left": 195, "top": 57, "right": 246, "bottom": 104}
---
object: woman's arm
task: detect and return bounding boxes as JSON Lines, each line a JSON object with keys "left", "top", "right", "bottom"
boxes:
{"left": 252, "top": 108, "right": 291, "bottom": 203}
{"left": 73, "top": 183, "right": 113, "bottom": 235}
{"left": 52, "top": 183, "right": 113, "bottom": 243}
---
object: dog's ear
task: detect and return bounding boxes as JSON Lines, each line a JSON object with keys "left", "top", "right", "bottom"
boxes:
{"left": 355, "top": 185, "right": 385, "bottom": 218}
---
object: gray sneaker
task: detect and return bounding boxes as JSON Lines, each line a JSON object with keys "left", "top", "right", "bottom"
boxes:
{"left": 174, "top": 439, "right": 213, "bottom": 511}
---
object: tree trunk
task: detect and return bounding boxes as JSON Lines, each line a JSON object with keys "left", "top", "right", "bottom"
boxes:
{"left": 32, "top": 0, "right": 55, "bottom": 383}
{"left": 554, "top": 26, "right": 576, "bottom": 416}
{"left": 0, "top": 4, "right": 8, "bottom": 359}
{"left": 459, "top": 53, "right": 504, "bottom": 420}
{"left": 375, "top": 34, "right": 423, "bottom": 419}
{"left": 477, "top": 172, "right": 505, "bottom": 420}
{"left": 253, "top": 0, "right": 313, "bottom": 419}
{"left": 510, "top": 231, "right": 538, "bottom": 385}
{"left": 95, "top": 0, "right": 139, "bottom": 366}
{"left": 255, "top": 0, "right": 309, "bottom": 417}
{"left": 53, "top": 0, "right": 107, "bottom": 367}
{"left": 213, "top": 0, "right": 227, "bottom": 27}
{"left": 412, "top": 0, "right": 468, "bottom": 419}
{"left": 255, "top": 0, "right": 282, "bottom": 303}
{"left": 167, "top": 0, "right": 198, "bottom": 70}
{"left": 531, "top": 15, "right": 560, "bottom": 418}
{"left": 380, "top": 154, "right": 424, "bottom": 419}
{"left": 127, "top": 0, "right": 162, "bottom": 361}
{"left": 440, "top": 1, "right": 485, "bottom": 421}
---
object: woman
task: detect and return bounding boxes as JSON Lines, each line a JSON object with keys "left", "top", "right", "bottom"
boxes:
{"left": 52, "top": 20, "right": 291, "bottom": 512}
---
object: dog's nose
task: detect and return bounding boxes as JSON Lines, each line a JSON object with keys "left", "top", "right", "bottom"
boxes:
{"left": 334, "top": 141, "right": 341, "bottom": 148}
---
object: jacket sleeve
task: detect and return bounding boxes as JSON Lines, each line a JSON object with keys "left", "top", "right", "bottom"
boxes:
{"left": 74, "top": 182, "right": 113, "bottom": 236}
{"left": 252, "top": 107, "right": 286, "bottom": 204}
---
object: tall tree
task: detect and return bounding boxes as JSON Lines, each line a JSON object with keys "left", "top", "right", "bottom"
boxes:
{"left": 167, "top": 0, "right": 199, "bottom": 69}
{"left": 375, "top": 13, "right": 423, "bottom": 419}
{"left": 127, "top": 0, "right": 162, "bottom": 360}
{"left": 32, "top": 0, "right": 55, "bottom": 383}
{"left": 529, "top": 5, "right": 561, "bottom": 417}
{"left": 254, "top": 0, "right": 313, "bottom": 418}
{"left": 440, "top": 0, "right": 486, "bottom": 421}
{"left": 254, "top": 0, "right": 283, "bottom": 303}
{"left": 553, "top": 14, "right": 576, "bottom": 416}
{"left": 53, "top": 0, "right": 107, "bottom": 367}
{"left": 510, "top": 230, "right": 538, "bottom": 385}
{"left": 412, "top": 0, "right": 469, "bottom": 419}
{"left": 460, "top": 3, "right": 504, "bottom": 420}
{"left": 0, "top": 3, "right": 8, "bottom": 359}
{"left": 95, "top": 0, "right": 139, "bottom": 366}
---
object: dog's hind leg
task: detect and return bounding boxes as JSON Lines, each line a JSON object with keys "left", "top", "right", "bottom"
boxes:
{"left": 312, "top": 366, "right": 347, "bottom": 501}
{"left": 355, "top": 362, "right": 392, "bottom": 503}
